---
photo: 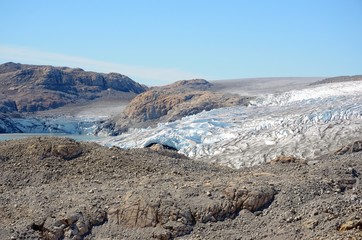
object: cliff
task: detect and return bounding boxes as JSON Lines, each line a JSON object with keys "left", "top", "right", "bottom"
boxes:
{"left": 0, "top": 62, "right": 147, "bottom": 113}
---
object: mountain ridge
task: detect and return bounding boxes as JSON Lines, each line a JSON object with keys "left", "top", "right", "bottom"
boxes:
{"left": 0, "top": 62, "right": 147, "bottom": 113}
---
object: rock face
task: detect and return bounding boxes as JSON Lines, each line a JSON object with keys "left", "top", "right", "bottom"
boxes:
{"left": 0, "top": 62, "right": 147, "bottom": 113}
{"left": 112, "top": 181, "right": 275, "bottom": 238}
{"left": 112, "top": 79, "right": 249, "bottom": 133}
{"left": 30, "top": 210, "right": 108, "bottom": 240}
{"left": 0, "top": 113, "right": 21, "bottom": 133}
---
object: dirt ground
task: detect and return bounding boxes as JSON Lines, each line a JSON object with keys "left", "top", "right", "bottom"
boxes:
{"left": 0, "top": 137, "right": 361, "bottom": 239}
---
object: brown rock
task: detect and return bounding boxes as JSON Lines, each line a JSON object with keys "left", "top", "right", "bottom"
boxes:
{"left": 270, "top": 155, "right": 306, "bottom": 164}
{"left": 148, "top": 143, "right": 167, "bottom": 151}
{"left": 113, "top": 79, "right": 249, "bottom": 132}
{"left": 0, "top": 62, "right": 147, "bottom": 113}
{"left": 52, "top": 143, "right": 83, "bottom": 160}
{"left": 339, "top": 220, "right": 362, "bottom": 231}
{"left": 30, "top": 210, "right": 107, "bottom": 240}
{"left": 335, "top": 140, "right": 362, "bottom": 155}
{"left": 303, "top": 218, "right": 319, "bottom": 229}
{"left": 242, "top": 187, "right": 275, "bottom": 211}
{"left": 3, "top": 136, "right": 362, "bottom": 239}
{"left": 113, "top": 182, "right": 275, "bottom": 237}
{"left": 26, "top": 137, "right": 83, "bottom": 160}
{"left": 164, "top": 79, "right": 213, "bottom": 91}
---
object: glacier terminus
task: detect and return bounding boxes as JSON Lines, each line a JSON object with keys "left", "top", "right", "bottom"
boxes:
{"left": 100, "top": 81, "right": 362, "bottom": 168}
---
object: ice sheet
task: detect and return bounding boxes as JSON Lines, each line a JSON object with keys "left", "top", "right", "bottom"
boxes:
{"left": 100, "top": 81, "right": 362, "bottom": 168}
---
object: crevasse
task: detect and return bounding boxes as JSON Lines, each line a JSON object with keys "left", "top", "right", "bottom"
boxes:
{"left": 101, "top": 81, "right": 362, "bottom": 169}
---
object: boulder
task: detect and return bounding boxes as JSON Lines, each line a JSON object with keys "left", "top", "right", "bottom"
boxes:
{"left": 270, "top": 155, "right": 306, "bottom": 164}
{"left": 334, "top": 140, "right": 362, "bottom": 155}
{"left": 30, "top": 210, "right": 107, "bottom": 240}
{"left": 339, "top": 220, "right": 362, "bottom": 231}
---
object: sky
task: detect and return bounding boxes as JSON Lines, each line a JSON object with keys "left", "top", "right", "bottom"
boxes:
{"left": 0, "top": 0, "right": 361, "bottom": 85}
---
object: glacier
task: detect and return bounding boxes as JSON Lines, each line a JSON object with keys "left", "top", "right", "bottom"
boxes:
{"left": 101, "top": 81, "right": 362, "bottom": 168}
{"left": 0, "top": 116, "right": 101, "bottom": 135}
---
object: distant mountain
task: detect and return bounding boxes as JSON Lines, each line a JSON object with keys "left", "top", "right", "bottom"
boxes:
{"left": 154, "top": 78, "right": 213, "bottom": 91}
{"left": 310, "top": 75, "right": 362, "bottom": 85}
{"left": 0, "top": 62, "right": 147, "bottom": 113}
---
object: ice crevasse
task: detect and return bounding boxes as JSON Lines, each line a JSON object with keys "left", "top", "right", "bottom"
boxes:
{"left": 101, "top": 81, "right": 362, "bottom": 168}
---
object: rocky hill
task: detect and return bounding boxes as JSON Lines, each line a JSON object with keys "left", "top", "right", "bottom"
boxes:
{"left": 107, "top": 79, "right": 250, "bottom": 134}
{"left": 158, "top": 78, "right": 213, "bottom": 91}
{"left": 0, "top": 137, "right": 361, "bottom": 239}
{"left": 0, "top": 62, "right": 147, "bottom": 113}
{"left": 310, "top": 75, "right": 362, "bottom": 85}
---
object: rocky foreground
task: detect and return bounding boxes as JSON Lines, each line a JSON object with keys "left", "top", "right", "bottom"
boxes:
{"left": 0, "top": 137, "right": 361, "bottom": 239}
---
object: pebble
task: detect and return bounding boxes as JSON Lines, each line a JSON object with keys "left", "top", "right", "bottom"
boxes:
{"left": 254, "top": 211, "right": 262, "bottom": 216}
{"left": 350, "top": 194, "right": 358, "bottom": 201}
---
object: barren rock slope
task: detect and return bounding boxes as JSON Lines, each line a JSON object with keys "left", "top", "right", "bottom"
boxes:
{"left": 0, "top": 137, "right": 361, "bottom": 239}
{"left": 311, "top": 75, "right": 362, "bottom": 85}
{"left": 112, "top": 79, "right": 249, "bottom": 133}
{"left": 0, "top": 62, "right": 147, "bottom": 113}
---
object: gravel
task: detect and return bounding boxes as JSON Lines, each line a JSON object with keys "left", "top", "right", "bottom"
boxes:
{"left": 0, "top": 137, "right": 361, "bottom": 239}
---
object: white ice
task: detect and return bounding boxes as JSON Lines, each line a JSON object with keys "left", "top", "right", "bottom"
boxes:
{"left": 1, "top": 116, "right": 100, "bottom": 135}
{"left": 100, "top": 81, "right": 362, "bottom": 168}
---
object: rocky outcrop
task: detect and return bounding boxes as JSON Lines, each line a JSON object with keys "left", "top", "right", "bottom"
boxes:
{"left": 0, "top": 113, "right": 21, "bottom": 133}
{"left": 270, "top": 155, "right": 307, "bottom": 164}
{"left": 26, "top": 182, "right": 273, "bottom": 240}
{"left": 30, "top": 210, "right": 108, "bottom": 240}
{"left": 25, "top": 138, "right": 83, "bottom": 160}
{"left": 339, "top": 220, "right": 362, "bottom": 231}
{"left": 159, "top": 79, "right": 213, "bottom": 91}
{"left": 334, "top": 140, "right": 362, "bottom": 155}
{"left": 0, "top": 99, "right": 18, "bottom": 113}
{"left": 111, "top": 79, "right": 249, "bottom": 133}
{"left": 0, "top": 62, "right": 147, "bottom": 113}
{"left": 110, "top": 182, "right": 275, "bottom": 238}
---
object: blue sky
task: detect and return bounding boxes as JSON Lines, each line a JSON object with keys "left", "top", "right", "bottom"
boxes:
{"left": 0, "top": 0, "right": 361, "bottom": 85}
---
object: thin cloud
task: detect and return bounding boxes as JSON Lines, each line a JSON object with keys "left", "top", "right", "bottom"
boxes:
{"left": 0, "top": 45, "right": 201, "bottom": 85}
